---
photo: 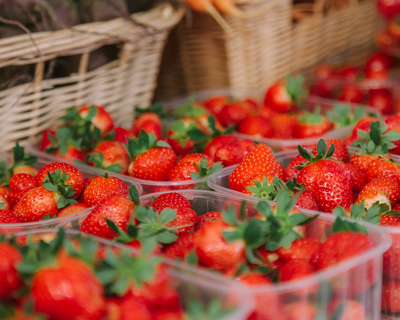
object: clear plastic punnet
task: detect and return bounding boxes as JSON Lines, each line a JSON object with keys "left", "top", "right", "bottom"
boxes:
{"left": 0, "top": 154, "right": 142, "bottom": 234}
{"left": 59, "top": 189, "right": 391, "bottom": 320}
{"left": 10, "top": 228, "right": 254, "bottom": 320}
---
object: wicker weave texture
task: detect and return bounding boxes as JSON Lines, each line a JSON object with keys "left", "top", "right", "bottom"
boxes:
{"left": 0, "top": 4, "right": 184, "bottom": 153}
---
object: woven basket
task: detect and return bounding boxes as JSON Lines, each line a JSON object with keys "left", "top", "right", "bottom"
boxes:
{"left": 0, "top": 4, "right": 184, "bottom": 153}
{"left": 154, "top": 0, "right": 380, "bottom": 101}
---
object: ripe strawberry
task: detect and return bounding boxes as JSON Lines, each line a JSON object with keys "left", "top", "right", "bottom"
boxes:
{"left": 164, "top": 207, "right": 197, "bottom": 236}
{"left": 239, "top": 139, "right": 256, "bottom": 156}
{"left": 219, "top": 102, "right": 251, "bottom": 127}
{"left": 193, "top": 220, "right": 245, "bottom": 273}
{"left": 0, "top": 210, "right": 20, "bottom": 223}
{"left": 203, "top": 95, "right": 228, "bottom": 117}
{"left": 151, "top": 192, "right": 192, "bottom": 213}
{"left": 80, "top": 195, "right": 136, "bottom": 239}
{"left": 178, "top": 153, "right": 214, "bottom": 166}
{"left": 166, "top": 119, "right": 197, "bottom": 156}
{"left": 0, "top": 243, "right": 22, "bottom": 299}
{"left": 259, "top": 106, "right": 278, "bottom": 119}
{"left": 54, "top": 146, "right": 86, "bottom": 162}
{"left": 0, "top": 186, "right": 9, "bottom": 200}
{"left": 58, "top": 202, "right": 90, "bottom": 218}
{"left": 346, "top": 163, "right": 367, "bottom": 191}
{"left": 78, "top": 105, "right": 114, "bottom": 137}
{"left": 168, "top": 157, "right": 222, "bottom": 182}
{"left": 279, "top": 259, "right": 315, "bottom": 282}
{"left": 36, "top": 163, "right": 85, "bottom": 199}
{"left": 368, "top": 89, "right": 393, "bottom": 115}
{"left": 382, "top": 232, "right": 400, "bottom": 279}
{"left": 238, "top": 115, "right": 274, "bottom": 138}
{"left": 296, "top": 190, "right": 319, "bottom": 211}
{"left": 382, "top": 278, "right": 400, "bottom": 313}
{"left": 311, "top": 138, "right": 349, "bottom": 163}
{"left": 81, "top": 174, "right": 128, "bottom": 207}
{"left": 297, "top": 140, "right": 353, "bottom": 212}
{"left": 296, "top": 107, "right": 333, "bottom": 139}
{"left": 127, "top": 131, "right": 176, "bottom": 181}
{"left": 357, "top": 177, "right": 400, "bottom": 209}
{"left": 264, "top": 76, "right": 307, "bottom": 113}
{"left": 40, "top": 128, "right": 56, "bottom": 151}
{"left": 44, "top": 126, "right": 86, "bottom": 161}
{"left": 277, "top": 237, "right": 321, "bottom": 264}
{"left": 377, "top": 0, "right": 400, "bottom": 19}
{"left": 339, "top": 66, "right": 359, "bottom": 81}
{"left": 384, "top": 114, "right": 400, "bottom": 155}
{"left": 380, "top": 214, "right": 400, "bottom": 226}
{"left": 87, "top": 141, "right": 130, "bottom": 174}
{"left": 0, "top": 195, "right": 10, "bottom": 211}
{"left": 339, "top": 85, "right": 363, "bottom": 103}
{"left": 270, "top": 113, "right": 297, "bottom": 139}
{"left": 9, "top": 173, "right": 36, "bottom": 193}
{"left": 8, "top": 191, "right": 26, "bottom": 209}
{"left": 32, "top": 257, "right": 106, "bottom": 320}
{"left": 163, "top": 233, "right": 194, "bottom": 260}
{"left": 285, "top": 154, "right": 304, "bottom": 180}
{"left": 195, "top": 211, "right": 222, "bottom": 230}
{"left": 148, "top": 186, "right": 172, "bottom": 194}
{"left": 204, "top": 135, "right": 239, "bottom": 160}
{"left": 229, "top": 144, "right": 286, "bottom": 192}
{"left": 114, "top": 126, "right": 134, "bottom": 144}
{"left": 366, "top": 158, "right": 400, "bottom": 185}
{"left": 344, "top": 117, "right": 377, "bottom": 146}
{"left": 316, "top": 231, "right": 376, "bottom": 297}
{"left": 214, "top": 141, "right": 245, "bottom": 166}
{"left": 133, "top": 114, "right": 162, "bottom": 140}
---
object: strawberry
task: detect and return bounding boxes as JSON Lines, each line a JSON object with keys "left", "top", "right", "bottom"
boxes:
{"left": 87, "top": 141, "right": 130, "bottom": 174}
{"left": 285, "top": 154, "right": 304, "bottom": 180}
{"left": 285, "top": 301, "right": 317, "bottom": 320}
{"left": 380, "top": 214, "right": 400, "bottom": 226}
{"left": 36, "top": 163, "right": 85, "bottom": 199}
{"left": 382, "top": 227, "right": 400, "bottom": 279}
{"left": 45, "top": 127, "right": 85, "bottom": 161}
{"left": 166, "top": 119, "right": 196, "bottom": 156}
{"left": 366, "top": 158, "right": 400, "bottom": 185}
{"left": 8, "top": 173, "right": 37, "bottom": 208}
{"left": 295, "top": 107, "right": 333, "bottom": 139}
{"left": 0, "top": 195, "right": 10, "bottom": 210}
{"left": 213, "top": 141, "right": 245, "bottom": 167}
{"left": 114, "top": 126, "right": 134, "bottom": 144}
{"left": 132, "top": 106, "right": 162, "bottom": 140}
{"left": 357, "top": 177, "right": 400, "bottom": 209}
{"left": 277, "top": 237, "right": 321, "bottom": 264}
{"left": 163, "top": 233, "right": 194, "bottom": 259}
{"left": 58, "top": 202, "right": 90, "bottom": 218}
{"left": 316, "top": 231, "right": 376, "bottom": 297}
{"left": 81, "top": 173, "right": 128, "bottom": 207}
{"left": 32, "top": 257, "right": 106, "bottom": 320}
{"left": 229, "top": 144, "right": 286, "bottom": 192}
{"left": 80, "top": 186, "right": 139, "bottom": 239}
{"left": 368, "top": 89, "right": 393, "bottom": 115}
{"left": 296, "top": 190, "right": 319, "bottom": 211}
{"left": 218, "top": 102, "right": 251, "bottom": 127}
{"left": 384, "top": 114, "right": 400, "bottom": 154}
{"left": 78, "top": 105, "right": 114, "bottom": 137}
{"left": 311, "top": 138, "right": 349, "bottom": 163}
{"left": 382, "top": 278, "right": 400, "bottom": 313}
{"left": 239, "top": 139, "right": 256, "bottom": 156}
{"left": 238, "top": 115, "right": 274, "bottom": 138}
{"left": 8, "top": 191, "right": 26, "bottom": 209}
{"left": 344, "top": 117, "right": 377, "bottom": 146}
{"left": 39, "top": 129, "right": 56, "bottom": 151}
{"left": 346, "top": 163, "right": 367, "bottom": 191}
{"left": 203, "top": 135, "right": 238, "bottom": 160}
{"left": 279, "top": 259, "right": 315, "bottom": 282}
{"left": 0, "top": 243, "right": 22, "bottom": 299}
{"left": 177, "top": 153, "right": 214, "bottom": 166}
{"left": 126, "top": 131, "right": 176, "bottom": 181}
{"left": 241, "top": 174, "right": 277, "bottom": 198}
{"left": 5, "top": 143, "right": 38, "bottom": 178}
{"left": 297, "top": 140, "right": 353, "bottom": 212}
{"left": 264, "top": 76, "right": 307, "bottom": 113}
{"left": 203, "top": 95, "right": 228, "bottom": 117}
{"left": 164, "top": 207, "right": 197, "bottom": 236}
{"left": 0, "top": 186, "right": 9, "bottom": 200}
{"left": 168, "top": 157, "right": 222, "bottom": 182}
{"left": 151, "top": 192, "right": 192, "bottom": 213}
{"left": 339, "top": 85, "right": 363, "bottom": 103}
{"left": 194, "top": 211, "right": 222, "bottom": 230}
{"left": 54, "top": 145, "right": 86, "bottom": 162}
{"left": 148, "top": 186, "right": 172, "bottom": 194}
{"left": 193, "top": 220, "right": 246, "bottom": 273}
{"left": 270, "top": 113, "right": 297, "bottom": 139}
{"left": 259, "top": 106, "right": 278, "bottom": 119}
{"left": 0, "top": 209, "right": 20, "bottom": 223}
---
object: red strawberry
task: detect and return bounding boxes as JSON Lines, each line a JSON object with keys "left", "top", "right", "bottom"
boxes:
{"left": 148, "top": 186, "right": 172, "bottom": 194}
{"left": 219, "top": 102, "right": 251, "bottom": 127}
{"left": 36, "top": 163, "right": 85, "bottom": 199}
{"left": 0, "top": 186, "right": 9, "bottom": 200}
{"left": 357, "top": 177, "right": 400, "bottom": 209}
{"left": 204, "top": 135, "right": 238, "bottom": 160}
{"left": 151, "top": 310, "right": 184, "bottom": 320}
{"left": 0, "top": 243, "right": 22, "bottom": 299}
{"left": 384, "top": 114, "right": 400, "bottom": 155}
{"left": 366, "top": 158, "right": 400, "bottom": 185}
{"left": 297, "top": 141, "right": 353, "bottom": 212}
{"left": 264, "top": 76, "right": 307, "bottom": 113}
{"left": 259, "top": 106, "right": 278, "bottom": 120}
{"left": 151, "top": 192, "right": 192, "bottom": 213}
{"left": 279, "top": 259, "right": 315, "bottom": 282}
{"left": 382, "top": 231, "right": 400, "bottom": 279}
{"left": 164, "top": 207, "right": 197, "bottom": 236}
{"left": 88, "top": 141, "right": 130, "bottom": 174}
{"left": 54, "top": 146, "right": 86, "bottom": 163}
{"left": 39, "top": 129, "right": 56, "bottom": 152}
{"left": 193, "top": 220, "right": 245, "bottom": 273}
{"left": 382, "top": 278, "right": 400, "bottom": 313}
{"left": 0, "top": 195, "right": 10, "bottom": 211}
{"left": 239, "top": 139, "right": 256, "bottom": 156}
{"left": 114, "top": 126, "right": 134, "bottom": 144}
{"left": 78, "top": 105, "right": 114, "bottom": 137}
{"left": 195, "top": 211, "right": 222, "bottom": 230}
{"left": 58, "top": 202, "right": 90, "bottom": 218}
{"left": 311, "top": 138, "right": 349, "bottom": 163}
{"left": 0, "top": 210, "right": 20, "bottom": 223}
{"left": 377, "top": 0, "right": 400, "bottom": 19}
{"left": 81, "top": 174, "right": 128, "bottom": 207}
{"left": 344, "top": 117, "right": 377, "bottom": 146}
{"left": 296, "top": 107, "right": 333, "bottom": 139}
{"left": 277, "top": 237, "right": 321, "bottom": 264}
{"left": 339, "top": 85, "right": 363, "bottom": 103}
{"left": 166, "top": 119, "right": 197, "bottom": 156}
{"left": 296, "top": 190, "right": 319, "bottom": 211}
{"left": 346, "top": 163, "right": 367, "bottom": 191}
{"left": 285, "top": 154, "right": 304, "bottom": 180}
{"left": 9, "top": 173, "right": 36, "bottom": 193}
{"left": 163, "top": 233, "right": 194, "bottom": 260}
{"left": 368, "top": 89, "right": 393, "bottom": 115}
{"left": 133, "top": 115, "right": 162, "bottom": 140}
{"left": 32, "top": 257, "right": 106, "bottom": 319}
{"left": 8, "top": 191, "right": 26, "bottom": 209}
{"left": 339, "top": 66, "right": 359, "bottom": 81}
{"left": 316, "top": 231, "right": 376, "bottom": 297}
{"left": 229, "top": 144, "right": 286, "bottom": 192}
{"left": 214, "top": 141, "right": 244, "bottom": 167}
{"left": 238, "top": 115, "right": 274, "bottom": 138}
{"left": 380, "top": 214, "right": 400, "bottom": 226}
{"left": 270, "top": 113, "right": 297, "bottom": 139}
{"left": 127, "top": 132, "right": 177, "bottom": 181}
{"left": 203, "top": 96, "right": 228, "bottom": 117}
{"left": 178, "top": 153, "right": 214, "bottom": 166}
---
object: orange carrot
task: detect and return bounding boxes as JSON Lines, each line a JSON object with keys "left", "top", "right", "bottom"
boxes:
{"left": 212, "top": 0, "right": 278, "bottom": 19}
{"left": 184, "top": 0, "right": 232, "bottom": 32}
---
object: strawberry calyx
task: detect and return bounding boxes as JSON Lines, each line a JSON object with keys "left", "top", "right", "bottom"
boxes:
{"left": 169, "top": 119, "right": 197, "bottom": 148}
{"left": 125, "top": 130, "right": 171, "bottom": 160}
{"left": 327, "top": 104, "right": 365, "bottom": 128}
{"left": 134, "top": 102, "right": 165, "bottom": 119}
{"left": 298, "top": 106, "right": 327, "bottom": 124}
{"left": 173, "top": 97, "right": 206, "bottom": 119}
{"left": 42, "top": 169, "right": 77, "bottom": 209}
{"left": 245, "top": 176, "right": 280, "bottom": 200}
{"left": 128, "top": 185, "right": 140, "bottom": 206}
{"left": 352, "top": 121, "right": 400, "bottom": 155}
{"left": 86, "top": 151, "right": 122, "bottom": 173}
{"left": 46, "top": 127, "right": 82, "bottom": 155}
{"left": 295, "top": 139, "right": 335, "bottom": 170}
{"left": 191, "top": 157, "right": 223, "bottom": 180}
{"left": 285, "top": 76, "right": 308, "bottom": 106}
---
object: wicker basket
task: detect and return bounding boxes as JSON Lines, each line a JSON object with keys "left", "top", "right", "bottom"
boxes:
{"left": 154, "top": 0, "right": 380, "bottom": 101}
{"left": 0, "top": 4, "right": 184, "bottom": 153}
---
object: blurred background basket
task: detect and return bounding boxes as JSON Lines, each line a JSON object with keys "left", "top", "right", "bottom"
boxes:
{"left": 0, "top": 3, "right": 184, "bottom": 153}
{"left": 154, "top": 0, "right": 381, "bottom": 101}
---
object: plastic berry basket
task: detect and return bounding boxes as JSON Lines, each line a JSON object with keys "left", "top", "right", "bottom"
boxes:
{"left": 59, "top": 190, "right": 391, "bottom": 319}
{"left": 11, "top": 228, "right": 254, "bottom": 320}
{"left": 0, "top": 154, "right": 142, "bottom": 234}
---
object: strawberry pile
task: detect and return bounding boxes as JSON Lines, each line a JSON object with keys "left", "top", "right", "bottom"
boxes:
{"left": 310, "top": 51, "right": 396, "bottom": 115}
{"left": 376, "top": 0, "right": 400, "bottom": 56}
{"left": 0, "top": 229, "right": 234, "bottom": 319}
{"left": 72, "top": 180, "right": 379, "bottom": 320}
{"left": 0, "top": 143, "right": 134, "bottom": 225}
